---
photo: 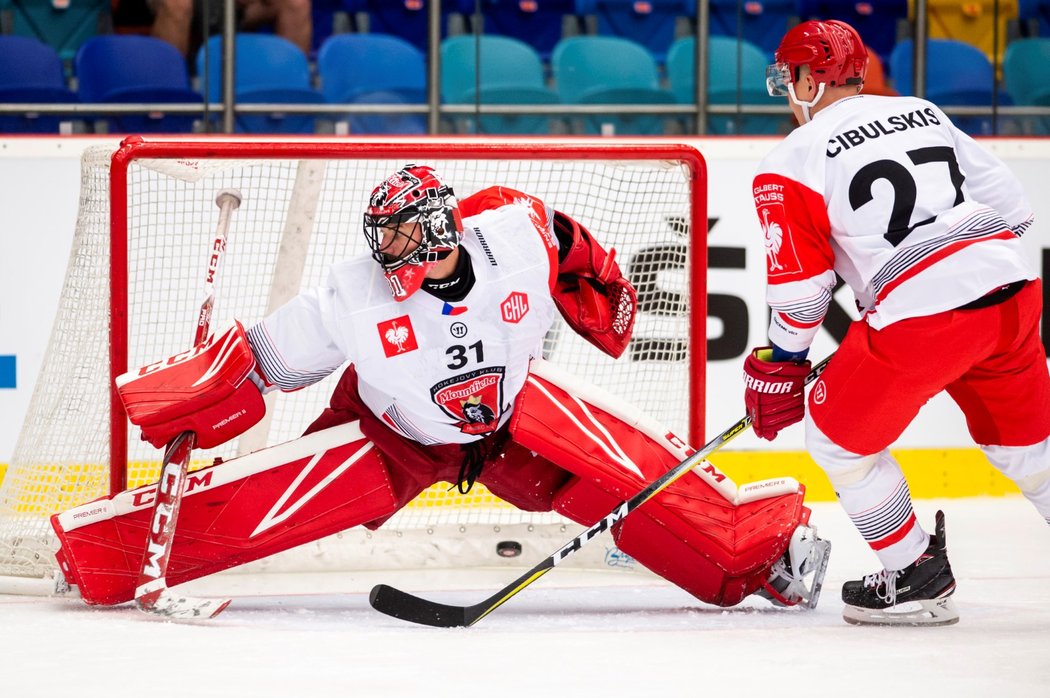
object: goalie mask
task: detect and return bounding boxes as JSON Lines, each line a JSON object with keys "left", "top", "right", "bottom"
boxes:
{"left": 766, "top": 19, "right": 867, "bottom": 122}
{"left": 363, "top": 164, "right": 464, "bottom": 301}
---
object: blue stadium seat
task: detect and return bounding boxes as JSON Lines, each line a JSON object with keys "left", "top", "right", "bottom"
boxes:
{"left": 441, "top": 34, "right": 560, "bottom": 134}
{"left": 890, "top": 38, "right": 1014, "bottom": 136}
{"left": 666, "top": 35, "right": 788, "bottom": 134}
{"left": 1003, "top": 37, "right": 1050, "bottom": 133}
{"left": 0, "top": 0, "right": 109, "bottom": 63}
{"left": 196, "top": 34, "right": 323, "bottom": 133}
{"left": 75, "top": 35, "right": 202, "bottom": 134}
{"left": 0, "top": 35, "right": 77, "bottom": 133}
{"left": 709, "top": 0, "right": 796, "bottom": 57}
{"left": 552, "top": 35, "right": 675, "bottom": 134}
{"left": 466, "top": 0, "right": 578, "bottom": 61}
{"left": 575, "top": 0, "right": 694, "bottom": 63}
{"left": 341, "top": 0, "right": 466, "bottom": 54}
{"left": 317, "top": 33, "right": 427, "bottom": 134}
{"left": 796, "top": 0, "right": 908, "bottom": 69}
{"left": 1018, "top": 0, "right": 1050, "bottom": 36}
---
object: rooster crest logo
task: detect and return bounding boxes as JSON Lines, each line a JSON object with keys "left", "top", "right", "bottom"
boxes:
{"left": 384, "top": 321, "right": 411, "bottom": 352}
{"left": 761, "top": 208, "right": 785, "bottom": 272}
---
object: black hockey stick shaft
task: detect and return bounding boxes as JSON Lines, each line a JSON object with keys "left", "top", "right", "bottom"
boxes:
{"left": 369, "top": 354, "right": 833, "bottom": 627}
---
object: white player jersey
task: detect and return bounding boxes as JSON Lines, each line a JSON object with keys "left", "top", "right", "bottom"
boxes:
{"left": 753, "top": 93, "right": 1035, "bottom": 352}
{"left": 247, "top": 195, "right": 559, "bottom": 445}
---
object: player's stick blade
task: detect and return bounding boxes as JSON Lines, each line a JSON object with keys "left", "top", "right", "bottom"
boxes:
{"left": 369, "top": 584, "right": 471, "bottom": 628}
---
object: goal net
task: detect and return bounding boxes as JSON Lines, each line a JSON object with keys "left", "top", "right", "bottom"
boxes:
{"left": 0, "top": 139, "right": 706, "bottom": 587}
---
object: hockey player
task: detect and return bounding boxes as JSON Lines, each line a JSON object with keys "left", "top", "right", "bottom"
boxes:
{"left": 742, "top": 19, "right": 1050, "bottom": 626}
{"left": 56, "top": 165, "right": 829, "bottom": 613}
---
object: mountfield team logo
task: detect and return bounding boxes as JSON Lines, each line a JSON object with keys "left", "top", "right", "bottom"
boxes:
{"left": 431, "top": 367, "right": 505, "bottom": 435}
{"left": 378, "top": 315, "right": 418, "bottom": 357}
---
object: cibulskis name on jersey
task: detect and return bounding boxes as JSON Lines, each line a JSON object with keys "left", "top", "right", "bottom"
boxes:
{"left": 754, "top": 93, "right": 1033, "bottom": 353}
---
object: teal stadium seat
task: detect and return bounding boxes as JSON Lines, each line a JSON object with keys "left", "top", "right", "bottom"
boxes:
{"left": 196, "top": 34, "right": 323, "bottom": 134}
{"left": 1003, "top": 37, "right": 1050, "bottom": 134}
{"left": 552, "top": 35, "right": 675, "bottom": 134}
{"left": 75, "top": 35, "right": 202, "bottom": 134}
{"left": 0, "top": 35, "right": 77, "bottom": 132}
{"left": 441, "top": 35, "right": 560, "bottom": 134}
{"left": 318, "top": 33, "right": 427, "bottom": 134}
{"left": 890, "top": 38, "right": 1014, "bottom": 136}
{"left": 667, "top": 35, "right": 788, "bottom": 134}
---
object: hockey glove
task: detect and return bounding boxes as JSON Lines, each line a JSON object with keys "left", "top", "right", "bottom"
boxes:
{"left": 743, "top": 347, "right": 811, "bottom": 441}
{"left": 116, "top": 321, "right": 266, "bottom": 449}
{"left": 551, "top": 210, "right": 637, "bottom": 358}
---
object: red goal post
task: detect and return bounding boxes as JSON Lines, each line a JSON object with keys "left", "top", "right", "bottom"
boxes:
{"left": 1, "top": 138, "right": 707, "bottom": 587}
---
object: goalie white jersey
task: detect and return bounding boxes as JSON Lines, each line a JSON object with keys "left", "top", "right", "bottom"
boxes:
{"left": 247, "top": 199, "right": 559, "bottom": 445}
{"left": 753, "top": 93, "right": 1035, "bottom": 352}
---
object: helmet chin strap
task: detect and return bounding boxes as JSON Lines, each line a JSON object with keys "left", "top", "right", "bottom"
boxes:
{"left": 788, "top": 81, "right": 826, "bottom": 123}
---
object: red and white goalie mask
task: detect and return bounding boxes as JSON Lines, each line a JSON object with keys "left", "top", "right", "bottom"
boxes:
{"left": 766, "top": 19, "right": 867, "bottom": 121}
{"left": 363, "top": 164, "right": 464, "bottom": 301}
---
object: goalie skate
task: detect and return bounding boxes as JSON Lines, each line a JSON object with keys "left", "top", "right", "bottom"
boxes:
{"left": 757, "top": 522, "right": 831, "bottom": 609}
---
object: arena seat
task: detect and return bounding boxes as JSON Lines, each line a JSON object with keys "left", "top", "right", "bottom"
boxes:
{"left": 890, "top": 38, "right": 1013, "bottom": 135}
{"left": 0, "top": 35, "right": 77, "bottom": 133}
{"left": 441, "top": 34, "right": 560, "bottom": 134}
{"left": 666, "top": 35, "right": 788, "bottom": 134}
{"left": 575, "top": 0, "right": 695, "bottom": 64}
{"left": 75, "top": 35, "right": 201, "bottom": 133}
{"left": 318, "top": 33, "right": 427, "bottom": 134}
{"left": 196, "top": 34, "right": 323, "bottom": 134}
{"left": 553, "top": 34, "right": 675, "bottom": 134}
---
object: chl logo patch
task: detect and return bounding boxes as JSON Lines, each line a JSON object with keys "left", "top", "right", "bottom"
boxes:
{"left": 759, "top": 203, "right": 803, "bottom": 278}
{"left": 501, "top": 292, "right": 529, "bottom": 323}
{"left": 431, "top": 367, "right": 505, "bottom": 435}
{"left": 377, "top": 315, "right": 418, "bottom": 357}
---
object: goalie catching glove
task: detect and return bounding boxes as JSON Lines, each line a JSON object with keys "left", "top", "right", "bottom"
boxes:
{"left": 116, "top": 321, "right": 266, "bottom": 449}
{"left": 551, "top": 211, "right": 637, "bottom": 358}
{"left": 743, "top": 347, "right": 811, "bottom": 441}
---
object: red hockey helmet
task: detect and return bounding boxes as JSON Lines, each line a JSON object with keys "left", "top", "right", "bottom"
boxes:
{"left": 363, "top": 164, "right": 464, "bottom": 301}
{"left": 766, "top": 19, "right": 868, "bottom": 97}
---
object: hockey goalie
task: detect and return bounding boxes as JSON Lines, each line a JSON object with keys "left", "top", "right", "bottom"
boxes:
{"left": 51, "top": 165, "right": 830, "bottom": 614}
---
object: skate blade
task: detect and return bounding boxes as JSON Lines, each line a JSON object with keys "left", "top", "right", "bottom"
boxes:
{"left": 842, "top": 597, "right": 959, "bottom": 627}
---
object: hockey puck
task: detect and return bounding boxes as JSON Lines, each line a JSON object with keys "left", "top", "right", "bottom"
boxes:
{"left": 496, "top": 540, "right": 522, "bottom": 558}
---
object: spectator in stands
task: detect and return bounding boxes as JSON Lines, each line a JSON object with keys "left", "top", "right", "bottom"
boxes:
{"left": 114, "top": 0, "right": 312, "bottom": 58}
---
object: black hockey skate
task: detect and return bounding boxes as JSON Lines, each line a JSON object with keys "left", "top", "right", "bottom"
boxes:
{"left": 841, "top": 510, "right": 958, "bottom": 626}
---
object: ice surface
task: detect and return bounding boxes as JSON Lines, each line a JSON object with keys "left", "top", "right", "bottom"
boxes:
{"left": 2, "top": 498, "right": 1048, "bottom": 697}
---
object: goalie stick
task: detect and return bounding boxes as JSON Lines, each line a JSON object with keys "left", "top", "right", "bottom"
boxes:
{"left": 369, "top": 354, "right": 833, "bottom": 628}
{"left": 133, "top": 188, "right": 242, "bottom": 620}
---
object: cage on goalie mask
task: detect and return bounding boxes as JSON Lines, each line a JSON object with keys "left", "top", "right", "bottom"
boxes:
{"left": 766, "top": 19, "right": 867, "bottom": 97}
{"left": 363, "top": 164, "right": 464, "bottom": 301}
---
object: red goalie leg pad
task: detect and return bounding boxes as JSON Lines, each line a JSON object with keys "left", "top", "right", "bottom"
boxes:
{"left": 511, "top": 360, "right": 806, "bottom": 606}
{"left": 51, "top": 423, "right": 398, "bottom": 606}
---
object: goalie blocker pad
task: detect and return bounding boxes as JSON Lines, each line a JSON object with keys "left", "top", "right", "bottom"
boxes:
{"left": 115, "top": 320, "right": 266, "bottom": 449}
{"left": 510, "top": 359, "right": 807, "bottom": 607}
{"left": 51, "top": 423, "right": 398, "bottom": 606}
